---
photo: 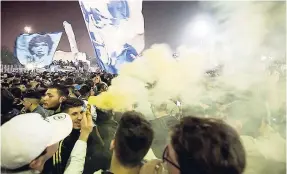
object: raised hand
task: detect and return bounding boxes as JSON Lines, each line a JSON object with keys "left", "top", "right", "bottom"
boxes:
{"left": 79, "top": 104, "right": 94, "bottom": 142}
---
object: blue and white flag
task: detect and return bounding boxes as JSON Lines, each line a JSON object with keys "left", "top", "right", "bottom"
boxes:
{"left": 15, "top": 32, "right": 62, "bottom": 68}
{"left": 79, "top": 0, "right": 144, "bottom": 74}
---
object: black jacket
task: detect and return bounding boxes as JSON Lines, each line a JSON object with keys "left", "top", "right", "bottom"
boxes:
{"left": 43, "top": 119, "right": 117, "bottom": 174}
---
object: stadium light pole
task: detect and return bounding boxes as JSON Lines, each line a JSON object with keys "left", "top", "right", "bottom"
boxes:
{"left": 24, "top": 26, "right": 32, "bottom": 33}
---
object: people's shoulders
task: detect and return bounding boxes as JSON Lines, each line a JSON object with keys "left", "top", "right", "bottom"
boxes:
{"left": 45, "top": 109, "right": 55, "bottom": 116}
{"left": 33, "top": 105, "right": 49, "bottom": 116}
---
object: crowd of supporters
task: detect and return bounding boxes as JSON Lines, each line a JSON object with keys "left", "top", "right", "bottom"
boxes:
{"left": 1, "top": 69, "right": 286, "bottom": 174}
{"left": 50, "top": 60, "right": 87, "bottom": 70}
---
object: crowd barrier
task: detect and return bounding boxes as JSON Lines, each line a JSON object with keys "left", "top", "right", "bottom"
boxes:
{"left": 1, "top": 65, "right": 26, "bottom": 73}
{"left": 0, "top": 64, "right": 100, "bottom": 74}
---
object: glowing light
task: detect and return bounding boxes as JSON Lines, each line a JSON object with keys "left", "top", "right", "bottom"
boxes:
{"left": 24, "top": 26, "right": 32, "bottom": 33}
{"left": 192, "top": 20, "right": 210, "bottom": 37}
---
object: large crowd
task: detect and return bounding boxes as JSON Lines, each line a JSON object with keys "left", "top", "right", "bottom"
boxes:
{"left": 1, "top": 68, "right": 286, "bottom": 174}
{"left": 49, "top": 60, "right": 88, "bottom": 70}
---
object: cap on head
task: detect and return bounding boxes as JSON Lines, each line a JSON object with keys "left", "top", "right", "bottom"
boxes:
{"left": 1, "top": 113, "right": 73, "bottom": 169}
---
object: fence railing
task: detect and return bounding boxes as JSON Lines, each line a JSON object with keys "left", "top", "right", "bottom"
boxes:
{"left": 1, "top": 64, "right": 100, "bottom": 73}
{"left": 1, "top": 65, "right": 26, "bottom": 73}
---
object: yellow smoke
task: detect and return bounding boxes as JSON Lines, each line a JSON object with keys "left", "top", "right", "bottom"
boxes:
{"left": 88, "top": 44, "right": 206, "bottom": 113}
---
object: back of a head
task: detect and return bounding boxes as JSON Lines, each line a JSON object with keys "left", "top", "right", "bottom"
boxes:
{"left": 64, "top": 78, "right": 74, "bottom": 86}
{"left": 170, "top": 116, "right": 246, "bottom": 174}
{"left": 2, "top": 82, "right": 9, "bottom": 88}
{"left": 79, "top": 85, "right": 91, "bottom": 97}
{"left": 84, "top": 80, "right": 94, "bottom": 89}
{"left": 10, "top": 87, "right": 22, "bottom": 99}
{"left": 115, "top": 111, "right": 154, "bottom": 168}
{"left": 12, "top": 78, "right": 20, "bottom": 85}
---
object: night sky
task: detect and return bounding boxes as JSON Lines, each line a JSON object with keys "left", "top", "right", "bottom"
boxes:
{"left": 1, "top": 1, "right": 200, "bottom": 57}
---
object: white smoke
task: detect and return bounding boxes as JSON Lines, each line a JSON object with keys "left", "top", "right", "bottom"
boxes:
{"left": 89, "top": 1, "right": 285, "bottom": 124}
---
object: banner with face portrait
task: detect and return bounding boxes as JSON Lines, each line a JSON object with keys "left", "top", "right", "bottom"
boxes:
{"left": 15, "top": 32, "right": 62, "bottom": 68}
{"left": 79, "top": 0, "right": 145, "bottom": 74}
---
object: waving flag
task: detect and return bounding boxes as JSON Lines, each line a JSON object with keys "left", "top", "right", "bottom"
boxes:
{"left": 79, "top": 0, "right": 144, "bottom": 74}
{"left": 15, "top": 32, "right": 62, "bottom": 68}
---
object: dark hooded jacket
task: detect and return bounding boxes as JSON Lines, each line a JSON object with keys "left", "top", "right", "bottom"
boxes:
{"left": 43, "top": 109, "right": 117, "bottom": 174}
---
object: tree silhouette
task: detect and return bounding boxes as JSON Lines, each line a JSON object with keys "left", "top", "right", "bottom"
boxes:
{"left": 1, "top": 46, "right": 21, "bottom": 65}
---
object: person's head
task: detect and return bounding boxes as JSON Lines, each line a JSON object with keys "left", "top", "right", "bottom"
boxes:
{"left": 43, "top": 84, "right": 69, "bottom": 110}
{"left": 84, "top": 80, "right": 94, "bottom": 89}
{"left": 79, "top": 85, "right": 91, "bottom": 98}
{"left": 1, "top": 113, "right": 72, "bottom": 173}
{"left": 75, "top": 77, "right": 84, "bottom": 85}
{"left": 111, "top": 111, "right": 154, "bottom": 168}
{"left": 25, "top": 83, "right": 34, "bottom": 90}
{"left": 28, "top": 35, "right": 53, "bottom": 58}
{"left": 61, "top": 97, "right": 85, "bottom": 129}
{"left": 92, "top": 74, "right": 101, "bottom": 85}
{"left": 1, "top": 82, "right": 9, "bottom": 89}
{"left": 22, "top": 91, "right": 41, "bottom": 111}
{"left": 12, "top": 78, "right": 20, "bottom": 85}
{"left": 97, "top": 82, "right": 108, "bottom": 93}
{"left": 64, "top": 78, "right": 74, "bottom": 87}
{"left": 10, "top": 87, "right": 22, "bottom": 99}
{"left": 163, "top": 116, "right": 246, "bottom": 174}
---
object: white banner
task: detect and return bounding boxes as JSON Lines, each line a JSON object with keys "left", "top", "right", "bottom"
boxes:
{"left": 79, "top": 0, "right": 144, "bottom": 74}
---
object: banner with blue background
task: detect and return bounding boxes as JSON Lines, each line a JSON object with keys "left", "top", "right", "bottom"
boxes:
{"left": 79, "top": 0, "right": 145, "bottom": 74}
{"left": 15, "top": 32, "right": 62, "bottom": 68}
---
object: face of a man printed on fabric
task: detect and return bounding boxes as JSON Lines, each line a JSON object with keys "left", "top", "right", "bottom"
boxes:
{"left": 28, "top": 35, "right": 53, "bottom": 59}
{"left": 31, "top": 42, "right": 49, "bottom": 58}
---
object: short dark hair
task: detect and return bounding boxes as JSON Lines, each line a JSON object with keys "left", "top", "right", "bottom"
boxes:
{"left": 90, "top": 74, "right": 99, "bottom": 79}
{"left": 10, "top": 87, "right": 22, "bottom": 99}
{"left": 115, "top": 111, "right": 154, "bottom": 167}
{"left": 12, "top": 79, "right": 20, "bottom": 85}
{"left": 84, "top": 80, "right": 94, "bottom": 89}
{"left": 1, "top": 83, "right": 9, "bottom": 88}
{"left": 64, "top": 78, "right": 74, "bottom": 86}
{"left": 28, "top": 35, "right": 53, "bottom": 55}
{"left": 61, "top": 97, "right": 84, "bottom": 113}
{"left": 170, "top": 116, "right": 246, "bottom": 174}
{"left": 79, "top": 85, "right": 90, "bottom": 97}
{"left": 23, "top": 91, "right": 41, "bottom": 100}
{"left": 38, "top": 88, "right": 47, "bottom": 97}
{"left": 48, "top": 84, "right": 69, "bottom": 97}
{"left": 75, "top": 77, "right": 84, "bottom": 85}
{"left": 15, "top": 73, "right": 21, "bottom": 78}
{"left": 25, "top": 83, "right": 33, "bottom": 89}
